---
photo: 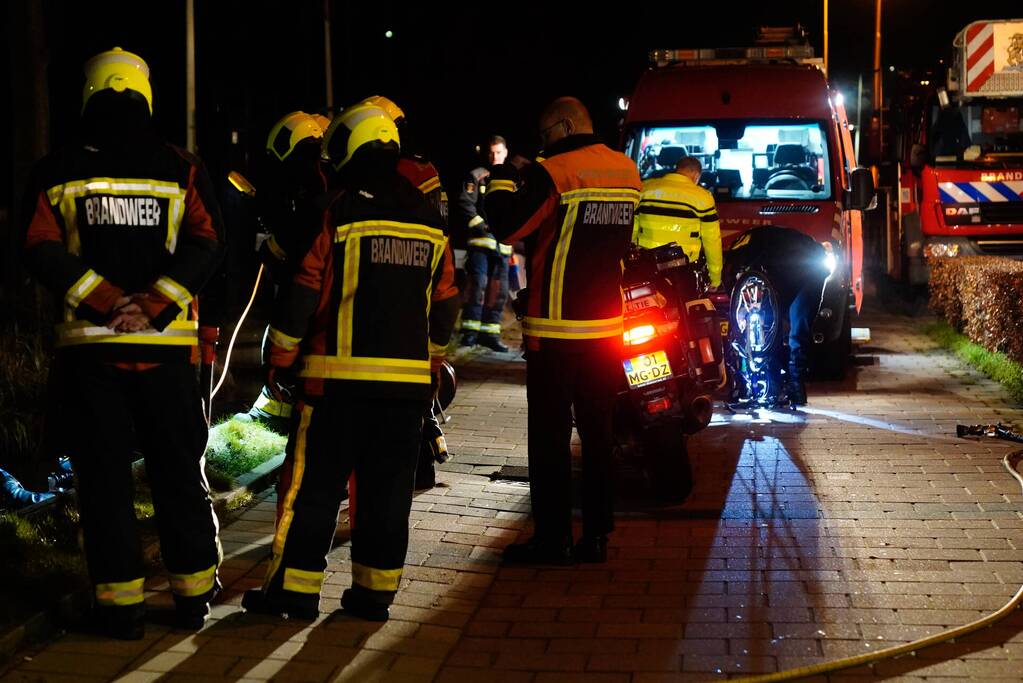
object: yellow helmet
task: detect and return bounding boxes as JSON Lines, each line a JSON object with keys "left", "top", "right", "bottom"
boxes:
{"left": 82, "top": 47, "right": 153, "bottom": 114}
{"left": 322, "top": 103, "right": 399, "bottom": 171}
{"left": 266, "top": 111, "right": 325, "bottom": 161}
{"left": 361, "top": 95, "right": 405, "bottom": 125}
{"left": 311, "top": 114, "right": 331, "bottom": 131}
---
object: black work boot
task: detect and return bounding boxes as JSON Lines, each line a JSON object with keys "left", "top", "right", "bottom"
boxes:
{"left": 459, "top": 332, "right": 477, "bottom": 347}
{"left": 241, "top": 589, "right": 319, "bottom": 621}
{"left": 503, "top": 536, "right": 574, "bottom": 566}
{"left": 477, "top": 334, "right": 509, "bottom": 353}
{"left": 173, "top": 578, "right": 221, "bottom": 631}
{"left": 573, "top": 535, "right": 609, "bottom": 563}
{"left": 91, "top": 604, "right": 146, "bottom": 641}
{"left": 785, "top": 366, "right": 808, "bottom": 407}
{"left": 340, "top": 588, "right": 390, "bottom": 622}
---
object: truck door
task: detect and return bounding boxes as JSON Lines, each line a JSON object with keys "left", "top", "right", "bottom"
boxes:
{"left": 834, "top": 99, "right": 864, "bottom": 312}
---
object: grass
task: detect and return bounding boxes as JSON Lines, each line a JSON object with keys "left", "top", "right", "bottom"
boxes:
{"left": 0, "top": 502, "right": 87, "bottom": 626}
{"left": 205, "top": 417, "right": 287, "bottom": 484}
{"left": 925, "top": 321, "right": 1023, "bottom": 403}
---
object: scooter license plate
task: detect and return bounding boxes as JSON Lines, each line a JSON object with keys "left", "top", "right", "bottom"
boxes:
{"left": 623, "top": 350, "right": 673, "bottom": 388}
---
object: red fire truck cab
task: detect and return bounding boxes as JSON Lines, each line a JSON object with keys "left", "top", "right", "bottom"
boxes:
{"left": 622, "top": 38, "right": 874, "bottom": 354}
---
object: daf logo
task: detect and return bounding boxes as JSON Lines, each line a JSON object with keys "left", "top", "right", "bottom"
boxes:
{"left": 945, "top": 206, "right": 980, "bottom": 216}
{"left": 980, "top": 172, "right": 1023, "bottom": 182}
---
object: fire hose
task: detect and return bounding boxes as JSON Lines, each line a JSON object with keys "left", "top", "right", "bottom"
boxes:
{"left": 209, "top": 263, "right": 264, "bottom": 403}
{"left": 729, "top": 424, "right": 1023, "bottom": 682}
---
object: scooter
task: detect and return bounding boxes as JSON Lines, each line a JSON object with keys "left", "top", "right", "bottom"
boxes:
{"left": 614, "top": 243, "right": 725, "bottom": 501}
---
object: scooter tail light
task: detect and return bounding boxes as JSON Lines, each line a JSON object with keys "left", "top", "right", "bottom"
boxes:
{"left": 699, "top": 337, "right": 716, "bottom": 364}
{"left": 623, "top": 324, "right": 657, "bottom": 346}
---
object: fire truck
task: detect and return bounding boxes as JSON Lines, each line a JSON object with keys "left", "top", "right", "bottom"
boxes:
{"left": 622, "top": 28, "right": 874, "bottom": 364}
{"left": 882, "top": 19, "right": 1023, "bottom": 284}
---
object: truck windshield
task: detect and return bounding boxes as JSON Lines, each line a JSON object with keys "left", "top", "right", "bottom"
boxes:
{"left": 931, "top": 101, "right": 1023, "bottom": 165}
{"left": 625, "top": 121, "right": 833, "bottom": 201}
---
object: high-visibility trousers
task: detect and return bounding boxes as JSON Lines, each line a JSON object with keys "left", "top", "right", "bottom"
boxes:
{"left": 263, "top": 390, "right": 425, "bottom": 610}
{"left": 461, "top": 248, "right": 509, "bottom": 338}
{"left": 59, "top": 359, "right": 221, "bottom": 612}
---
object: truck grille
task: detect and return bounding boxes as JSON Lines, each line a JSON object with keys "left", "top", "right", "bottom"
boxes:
{"left": 758, "top": 204, "right": 820, "bottom": 215}
{"left": 980, "top": 203, "right": 1023, "bottom": 224}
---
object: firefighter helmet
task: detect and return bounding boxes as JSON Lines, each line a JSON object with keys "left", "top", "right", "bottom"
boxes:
{"left": 321, "top": 103, "right": 399, "bottom": 171}
{"left": 311, "top": 113, "right": 332, "bottom": 131}
{"left": 82, "top": 47, "right": 153, "bottom": 114}
{"left": 361, "top": 95, "right": 405, "bottom": 126}
{"left": 266, "top": 111, "right": 325, "bottom": 162}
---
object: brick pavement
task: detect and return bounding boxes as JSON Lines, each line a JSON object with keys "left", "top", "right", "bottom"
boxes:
{"left": 3, "top": 308, "right": 1022, "bottom": 682}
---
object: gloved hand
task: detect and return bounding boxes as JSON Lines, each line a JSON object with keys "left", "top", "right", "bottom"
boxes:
{"left": 266, "top": 365, "right": 297, "bottom": 403}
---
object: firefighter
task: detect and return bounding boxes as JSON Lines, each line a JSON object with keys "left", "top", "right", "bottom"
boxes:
{"left": 634, "top": 155, "right": 723, "bottom": 289}
{"left": 485, "top": 97, "right": 642, "bottom": 565}
{"left": 456, "top": 135, "right": 513, "bottom": 352}
{"left": 241, "top": 103, "right": 457, "bottom": 622}
{"left": 723, "top": 225, "right": 830, "bottom": 406}
{"left": 245, "top": 111, "right": 329, "bottom": 432}
{"left": 21, "top": 48, "right": 224, "bottom": 639}
{"left": 361, "top": 95, "right": 459, "bottom": 489}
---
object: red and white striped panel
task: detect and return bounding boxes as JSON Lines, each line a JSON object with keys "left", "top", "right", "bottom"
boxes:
{"left": 965, "top": 22, "right": 996, "bottom": 93}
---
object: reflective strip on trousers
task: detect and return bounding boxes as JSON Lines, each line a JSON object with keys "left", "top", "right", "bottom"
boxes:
{"left": 169, "top": 564, "right": 217, "bottom": 597}
{"left": 265, "top": 405, "right": 313, "bottom": 590}
{"left": 467, "top": 237, "right": 498, "bottom": 250}
{"left": 522, "top": 316, "right": 624, "bottom": 340}
{"left": 461, "top": 319, "right": 481, "bottom": 331}
{"left": 283, "top": 567, "right": 324, "bottom": 595}
{"left": 254, "top": 388, "right": 294, "bottom": 418}
{"left": 95, "top": 577, "right": 145, "bottom": 606}
{"left": 55, "top": 320, "right": 198, "bottom": 347}
{"left": 352, "top": 562, "right": 402, "bottom": 592}
{"left": 479, "top": 322, "right": 501, "bottom": 335}
{"left": 499, "top": 243, "right": 513, "bottom": 256}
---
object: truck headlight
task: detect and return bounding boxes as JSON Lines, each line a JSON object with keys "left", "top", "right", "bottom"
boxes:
{"left": 823, "top": 251, "right": 837, "bottom": 275}
{"left": 923, "top": 243, "right": 960, "bottom": 258}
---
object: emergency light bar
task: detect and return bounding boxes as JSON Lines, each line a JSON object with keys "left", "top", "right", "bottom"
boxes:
{"left": 650, "top": 45, "right": 818, "bottom": 68}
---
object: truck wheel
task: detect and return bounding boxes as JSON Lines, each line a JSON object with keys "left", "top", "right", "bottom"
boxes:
{"left": 642, "top": 422, "right": 693, "bottom": 503}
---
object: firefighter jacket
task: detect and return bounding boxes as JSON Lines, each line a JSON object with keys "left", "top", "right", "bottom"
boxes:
{"left": 634, "top": 172, "right": 723, "bottom": 287}
{"left": 268, "top": 171, "right": 457, "bottom": 400}
{"left": 456, "top": 166, "right": 512, "bottom": 256}
{"left": 484, "top": 134, "right": 642, "bottom": 352}
{"left": 398, "top": 157, "right": 459, "bottom": 358}
{"left": 22, "top": 134, "right": 225, "bottom": 363}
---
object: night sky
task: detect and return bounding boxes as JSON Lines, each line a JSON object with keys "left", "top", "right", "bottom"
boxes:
{"left": 6, "top": 0, "right": 1023, "bottom": 201}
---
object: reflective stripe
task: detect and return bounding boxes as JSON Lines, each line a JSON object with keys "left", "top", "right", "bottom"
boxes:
{"left": 560, "top": 187, "right": 641, "bottom": 205}
{"left": 522, "top": 316, "right": 624, "bottom": 340}
{"left": 468, "top": 215, "right": 485, "bottom": 228}
{"left": 46, "top": 178, "right": 188, "bottom": 257}
{"left": 269, "top": 327, "right": 301, "bottom": 351}
{"left": 548, "top": 202, "right": 580, "bottom": 319}
{"left": 338, "top": 235, "right": 360, "bottom": 357}
{"left": 299, "top": 355, "right": 431, "bottom": 384}
{"left": 283, "top": 567, "right": 324, "bottom": 594}
{"left": 334, "top": 220, "right": 446, "bottom": 247}
{"left": 153, "top": 275, "right": 193, "bottom": 309}
{"left": 265, "top": 405, "right": 312, "bottom": 590}
{"left": 467, "top": 237, "right": 498, "bottom": 250}
{"left": 499, "top": 243, "right": 514, "bottom": 256}
{"left": 479, "top": 322, "right": 501, "bottom": 334}
{"left": 95, "top": 578, "right": 145, "bottom": 606}
{"left": 65, "top": 269, "right": 103, "bottom": 309}
{"left": 254, "top": 389, "right": 294, "bottom": 417}
{"left": 352, "top": 562, "right": 402, "bottom": 592}
{"left": 461, "top": 319, "right": 481, "bottom": 331}
{"left": 55, "top": 319, "right": 198, "bottom": 347}
{"left": 418, "top": 176, "right": 442, "bottom": 194}
{"left": 169, "top": 564, "right": 217, "bottom": 597}
{"left": 266, "top": 234, "right": 288, "bottom": 261}
{"left": 488, "top": 179, "right": 516, "bottom": 193}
